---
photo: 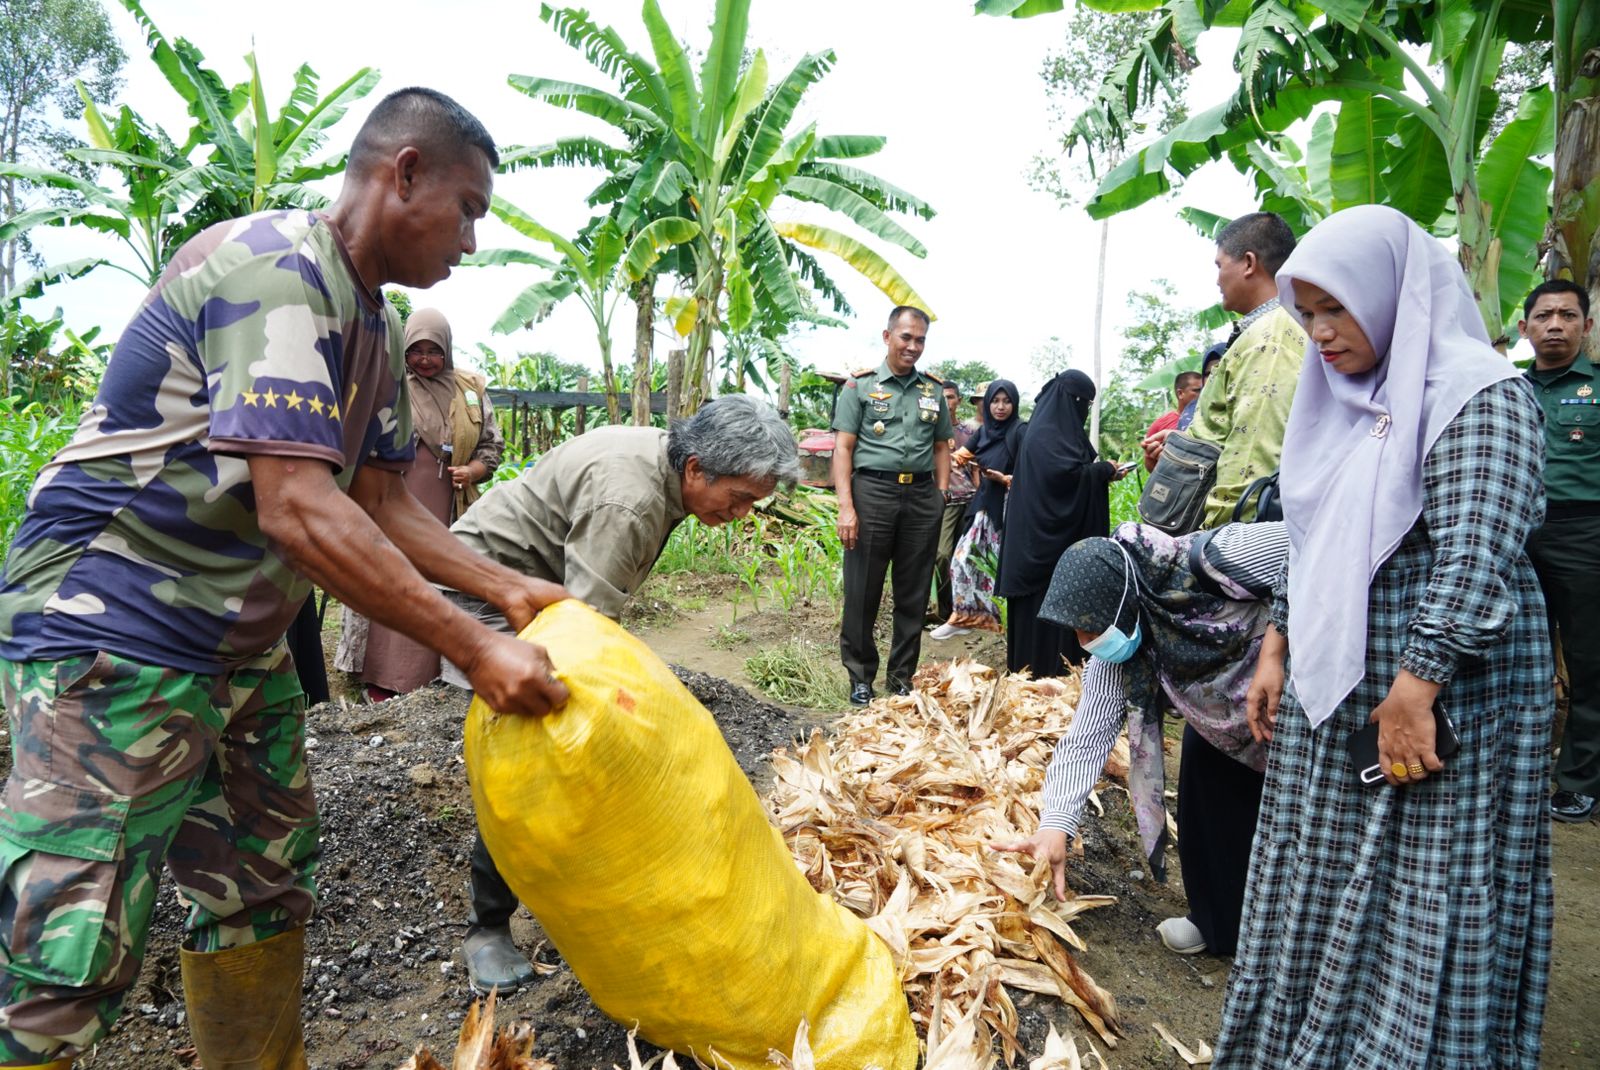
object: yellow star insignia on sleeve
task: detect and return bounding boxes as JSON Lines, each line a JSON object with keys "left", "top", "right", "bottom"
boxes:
{"left": 308, "top": 396, "right": 325, "bottom": 415}
{"left": 240, "top": 389, "right": 260, "bottom": 407}
{"left": 284, "top": 390, "right": 305, "bottom": 410}
{"left": 261, "top": 387, "right": 280, "bottom": 408}
{"left": 327, "top": 402, "right": 340, "bottom": 421}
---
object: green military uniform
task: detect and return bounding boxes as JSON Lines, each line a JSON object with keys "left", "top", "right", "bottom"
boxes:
{"left": 1525, "top": 354, "right": 1600, "bottom": 800}
{"left": 833, "top": 362, "right": 953, "bottom": 692}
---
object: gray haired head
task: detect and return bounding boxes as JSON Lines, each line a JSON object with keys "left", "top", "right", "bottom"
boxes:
{"left": 667, "top": 395, "right": 802, "bottom": 486}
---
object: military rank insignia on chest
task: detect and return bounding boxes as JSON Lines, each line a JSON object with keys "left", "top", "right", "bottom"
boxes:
{"left": 1578, "top": 384, "right": 1593, "bottom": 397}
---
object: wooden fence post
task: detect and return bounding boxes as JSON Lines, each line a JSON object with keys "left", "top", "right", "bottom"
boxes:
{"left": 575, "top": 376, "right": 589, "bottom": 437}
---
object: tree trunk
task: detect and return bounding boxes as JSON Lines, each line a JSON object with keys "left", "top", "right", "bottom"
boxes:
{"left": 1455, "top": 181, "right": 1505, "bottom": 343}
{"left": 778, "top": 359, "right": 793, "bottom": 419}
{"left": 1090, "top": 217, "right": 1108, "bottom": 448}
{"left": 683, "top": 271, "right": 723, "bottom": 415}
{"left": 631, "top": 274, "right": 655, "bottom": 425}
{"left": 596, "top": 335, "right": 620, "bottom": 425}
{"left": 667, "top": 348, "right": 686, "bottom": 421}
{"left": 1553, "top": 0, "right": 1600, "bottom": 359}
{"left": 575, "top": 375, "right": 589, "bottom": 437}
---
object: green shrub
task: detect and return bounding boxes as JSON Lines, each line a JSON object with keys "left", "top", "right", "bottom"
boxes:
{"left": 0, "top": 398, "right": 78, "bottom": 554}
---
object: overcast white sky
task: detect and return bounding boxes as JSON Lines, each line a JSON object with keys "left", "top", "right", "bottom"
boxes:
{"left": 28, "top": 0, "right": 1271, "bottom": 401}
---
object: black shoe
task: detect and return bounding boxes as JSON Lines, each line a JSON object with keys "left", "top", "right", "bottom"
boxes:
{"left": 888, "top": 680, "right": 911, "bottom": 697}
{"left": 849, "top": 683, "right": 873, "bottom": 706}
{"left": 1551, "top": 790, "right": 1597, "bottom": 823}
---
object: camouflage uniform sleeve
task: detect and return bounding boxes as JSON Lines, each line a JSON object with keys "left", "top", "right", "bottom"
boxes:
{"left": 831, "top": 376, "right": 865, "bottom": 435}
{"left": 202, "top": 250, "right": 355, "bottom": 467}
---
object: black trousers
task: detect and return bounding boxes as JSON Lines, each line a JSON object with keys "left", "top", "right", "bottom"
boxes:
{"left": 1527, "top": 513, "right": 1600, "bottom": 796}
{"left": 468, "top": 831, "right": 519, "bottom": 931}
{"left": 839, "top": 474, "right": 943, "bottom": 689}
{"left": 285, "top": 596, "right": 329, "bottom": 706}
{"left": 1175, "top": 723, "right": 1265, "bottom": 955}
{"left": 933, "top": 498, "right": 970, "bottom": 621}
{"left": 1004, "top": 587, "right": 1086, "bottom": 677}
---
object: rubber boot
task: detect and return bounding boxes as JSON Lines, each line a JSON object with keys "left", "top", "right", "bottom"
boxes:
{"left": 180, "top": 928, "right": 308, "bottom": 1070}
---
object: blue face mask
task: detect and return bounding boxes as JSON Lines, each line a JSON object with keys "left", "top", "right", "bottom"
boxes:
{"left": 1082, "top": 545, "right": 1142, "bottom": 663}
{"left": 1083, "top": 618, "right": 1142, "bottom": 663}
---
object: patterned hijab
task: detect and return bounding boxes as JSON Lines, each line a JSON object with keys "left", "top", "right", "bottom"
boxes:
{"left": 1041, "top": 522, "right": 1284, "bottom": 872}
{"left": 404, "top": 307, "right": 458, "bottom": 457}
{"left": 1275, "top": 206, "right": 1520, "bottom": 727}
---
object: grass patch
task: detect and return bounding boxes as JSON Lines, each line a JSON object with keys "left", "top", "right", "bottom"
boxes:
{"left": 709, "top": 626, "right": 750, "bottom": 650}
{"left": 744, "top": 640, "right": 851, "bottom": 709}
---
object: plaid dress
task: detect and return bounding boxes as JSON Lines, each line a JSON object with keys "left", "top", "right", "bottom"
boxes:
{"left": 1213, "top": 379, "right": 1553, "bottom": 1069}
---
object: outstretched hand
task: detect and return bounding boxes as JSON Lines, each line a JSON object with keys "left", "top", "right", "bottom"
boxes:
{"left": 992, "top": 827, "right": 1070, "bottom": 901}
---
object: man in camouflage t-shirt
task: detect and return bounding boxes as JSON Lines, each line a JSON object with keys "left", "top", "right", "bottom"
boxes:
{"left": 0, "top": 89, "right": 569, "bottom": 1068}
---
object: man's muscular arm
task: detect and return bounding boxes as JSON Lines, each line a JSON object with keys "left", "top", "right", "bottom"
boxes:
{"left": 249, "top": 456, "right": 569, "bottom": 716}
{"left": 346, "top": 464, "right": 568, "bottom": 632}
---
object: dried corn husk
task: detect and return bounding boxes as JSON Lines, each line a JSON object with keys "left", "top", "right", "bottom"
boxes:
{"left": 1151, "top": 1023, "right": 1214, "bottom": 1066}
{"left": 399, "top": 992, "right": 552, "bottom": 1070}
{"left": 764, "top": 660, "right": 1129, "bottom": 1066}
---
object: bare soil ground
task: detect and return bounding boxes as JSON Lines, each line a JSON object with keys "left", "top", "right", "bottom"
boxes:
{"left": 14, "top": 576, "right": 1598, "bottom": 1068}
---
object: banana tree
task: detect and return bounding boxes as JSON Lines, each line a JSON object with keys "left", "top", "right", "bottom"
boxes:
{"left": 115, "top": 0, "right": 378, "bottom": 251}
{"left": 0, "top": 1, "right": 376, "bottom": 293}
{"left": 519, "top": 0, "right": 935, "bottom": 413}
{"left": 1552, "top": 0, "right": 1600, "bottom": 357}
{"left": 0, "top": 92, "right": 190, "bottom": 287}
{"left": 469, "top": 203, "right": 698, "bottom": 424}
{"left": 984, "top": 0, "right": 1558, "bottom": 342}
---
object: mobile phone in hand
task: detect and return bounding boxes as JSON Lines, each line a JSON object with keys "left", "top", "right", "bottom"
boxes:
{"left": 1347, "top": 701, "right": 1461, "bottom": 786}
{"left": 1115, "top": 460, "right": 1139, "bottom": 476}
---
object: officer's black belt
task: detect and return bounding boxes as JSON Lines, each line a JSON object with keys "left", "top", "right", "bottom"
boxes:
{"left": 857, "top": 468, "right": 932, "bottom": 485}
{"left": 1546, "top": 501, "right": 1600, "bottom": 521}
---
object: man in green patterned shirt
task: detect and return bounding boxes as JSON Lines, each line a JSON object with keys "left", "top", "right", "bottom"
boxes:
{"left": 1176, "top": 212, "right": 1305, "bottom": 528}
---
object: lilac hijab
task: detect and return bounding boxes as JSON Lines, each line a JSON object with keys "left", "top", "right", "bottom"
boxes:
{"left": 1275, "top": 205, "right": 1519, "bottom": 728}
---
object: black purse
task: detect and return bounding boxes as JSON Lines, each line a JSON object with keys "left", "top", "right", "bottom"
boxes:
{"left": 1233, "top": 471, "right": 1282, "bottom": 523}
{"left": 1136, "top": 432, "right": 1221, "bottom": 535}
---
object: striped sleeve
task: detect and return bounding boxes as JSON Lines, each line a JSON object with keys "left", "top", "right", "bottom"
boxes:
{"left": 1040, "top": 656, "right": 1129, "bottom": 837}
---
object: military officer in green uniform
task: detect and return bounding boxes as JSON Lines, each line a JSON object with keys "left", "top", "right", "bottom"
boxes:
{"left": 1521, "top": 278, "right": 1600, "bottom": 824}
{"left": 832, "top": 305, "right": 953, "bottom": 705}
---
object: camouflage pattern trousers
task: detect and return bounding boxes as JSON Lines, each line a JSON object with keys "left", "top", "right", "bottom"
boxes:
{"left": 0, "top": 645, "right": 318, "bottom": 1064}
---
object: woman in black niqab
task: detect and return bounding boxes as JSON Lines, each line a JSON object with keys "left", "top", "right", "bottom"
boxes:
{"left": 996, "top": 369, "right": 1118, "bottom": 675}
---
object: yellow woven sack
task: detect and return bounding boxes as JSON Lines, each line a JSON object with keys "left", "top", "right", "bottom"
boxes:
{"left": 464, "top": 600, "right": 917, "bottom": 1069}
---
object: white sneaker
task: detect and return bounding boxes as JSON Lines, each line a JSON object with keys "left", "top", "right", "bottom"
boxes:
{"left": 929, "top": 623, "right": 971, "bottom": 641}
{"left": 1157, "top": 916, "right": 1206, "bottom": 954}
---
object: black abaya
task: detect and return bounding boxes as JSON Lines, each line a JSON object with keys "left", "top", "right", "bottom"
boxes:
{"left": 997, "top": 369, "right": 1114, "bottom": 676}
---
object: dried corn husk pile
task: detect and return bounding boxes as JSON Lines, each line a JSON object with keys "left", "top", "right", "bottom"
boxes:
{"left": 765, "top": 659, "right": 1131, "bottom": 1068}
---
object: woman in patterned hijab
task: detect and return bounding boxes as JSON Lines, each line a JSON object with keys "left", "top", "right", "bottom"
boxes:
{"left": 998, "top": 520, "right": 1285, "bottom": 956}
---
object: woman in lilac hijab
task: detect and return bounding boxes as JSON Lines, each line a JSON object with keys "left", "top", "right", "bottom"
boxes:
{"left": 1213, "top": 205, "right": 1553, "bottom": 1070}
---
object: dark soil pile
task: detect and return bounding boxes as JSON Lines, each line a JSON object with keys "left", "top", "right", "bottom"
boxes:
{"left": 14, "top": 659, "right": 1244, "bottom": 1069}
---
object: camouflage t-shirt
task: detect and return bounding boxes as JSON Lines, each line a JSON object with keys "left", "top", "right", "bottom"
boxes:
{"left": 0, "top": 210, "right": 413, "bottom": 673}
